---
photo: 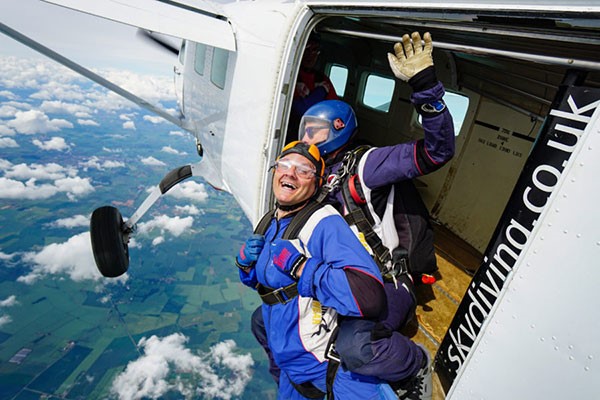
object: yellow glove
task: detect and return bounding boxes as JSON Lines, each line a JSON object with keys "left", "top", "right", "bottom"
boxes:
{"left": 387, "top": 32, "right": 434, "bottom": 82}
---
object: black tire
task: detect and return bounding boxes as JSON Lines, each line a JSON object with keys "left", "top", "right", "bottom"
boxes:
{"left": 90, "top": 206, "right": 130, "bottom": 277}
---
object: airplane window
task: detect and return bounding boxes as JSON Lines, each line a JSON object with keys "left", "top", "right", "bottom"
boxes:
{"left": 362, "top": 74, "right": 395, "bottom": 112}
{"left": 445, "top": 92, "right": 469, "bottom": 135}
{"left": 211, "top": 47, "right": 229, "bottom": 89}
{"left": 194, "top": 43, "right": 206, "bottom": 76}
{"left": 327, "top": 64, "right": 348, "bottom": 97}
{"left": 417, "top": 92, "right": 469, "bottom": 136}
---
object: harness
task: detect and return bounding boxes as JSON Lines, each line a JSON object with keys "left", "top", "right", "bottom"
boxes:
{"left": 252, "top": 146, "right": 433, "bottom": 397}
{"left": 318, "top": 146, "right": 412, "bottom": 287}
{"left": 253, "top": 200, "right": 340, "bottom": 399}
{"left": 252, "top": 200, "right": 323, "bottom": 305}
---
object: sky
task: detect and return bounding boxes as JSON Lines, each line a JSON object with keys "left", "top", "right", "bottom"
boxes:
{"left": 0, "top": 0, "right": 179, "bottom": 75}
{"left": 0, "top": 1, "right": 258, "bottom": 398}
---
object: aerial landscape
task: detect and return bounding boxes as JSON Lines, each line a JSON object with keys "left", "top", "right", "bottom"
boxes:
{"left": 0, "top": 55, "right": 275, "bottom": 400}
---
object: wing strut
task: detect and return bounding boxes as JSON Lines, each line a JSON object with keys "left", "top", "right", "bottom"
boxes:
{"left": 0, "top": 21, "right": 189, "bottom": 130}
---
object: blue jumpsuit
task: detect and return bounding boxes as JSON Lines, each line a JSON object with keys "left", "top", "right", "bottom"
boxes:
{"left": 240, "top": 204, "right": 398, "bottom": 399}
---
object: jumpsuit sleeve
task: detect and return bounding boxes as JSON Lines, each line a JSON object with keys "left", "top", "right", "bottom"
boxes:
{"left": 360, "top": 81, "right": 456, "bottom": 189}
{"left": 297, "top": 212, "right": 385, "bottom": 318}
{"left": 239, "top": 267, "right": 258, "bottom": 289}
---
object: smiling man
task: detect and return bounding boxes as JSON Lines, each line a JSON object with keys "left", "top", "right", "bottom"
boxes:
{"left": 235, "top": 141, "right": 399, "bottom": 400}
{"left": 271, "top": 142, "right": 324, "bottom": 216}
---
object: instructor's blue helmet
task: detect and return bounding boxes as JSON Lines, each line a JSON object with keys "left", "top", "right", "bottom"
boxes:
{"left": 299, "top": 100, "right": 358, "bottom": 156}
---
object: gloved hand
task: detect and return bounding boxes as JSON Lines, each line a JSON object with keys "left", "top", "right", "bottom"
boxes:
{"left": 271, "top": 238, "right": 307, "bottom": 280}
{"left": 236, "top": 234, "right": 265, "bottom": 269}
{"left": 387, "top": 31, "right": 434, "bottom": 82}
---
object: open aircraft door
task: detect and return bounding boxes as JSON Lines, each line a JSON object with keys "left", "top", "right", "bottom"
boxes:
{"left": 436, "top": 71, "right": 600, "bottom": 398}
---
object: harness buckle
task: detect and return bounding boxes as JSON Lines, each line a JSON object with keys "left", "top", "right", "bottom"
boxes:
{"left": 271, "top": 287, "right": 291, "bottom": 304}
{"left": 325, "top": 341, "right": 341, "bottom": 363}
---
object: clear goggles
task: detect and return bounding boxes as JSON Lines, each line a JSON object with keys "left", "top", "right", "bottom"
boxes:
{"left": 273, "top": 158, "right": 317, "bottom": 179}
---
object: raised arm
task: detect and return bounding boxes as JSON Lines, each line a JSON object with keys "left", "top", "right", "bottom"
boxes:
{"left": 361, "top": 32, "right": 455, "bottom": 189}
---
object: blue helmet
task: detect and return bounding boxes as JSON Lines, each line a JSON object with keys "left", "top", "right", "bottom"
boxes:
{"left": 299, "top": 100, "right": 357, "bottom": 156}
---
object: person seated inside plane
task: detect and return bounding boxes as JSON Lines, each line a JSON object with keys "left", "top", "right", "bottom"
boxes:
{"left": 286, "top": 32, "right": 339, "bottom": 143}
{"left": 251, "top": 31, "right": 455, "bottom": 400}
{"left": 236, "top": 141, "right": 401, "bottom": 400}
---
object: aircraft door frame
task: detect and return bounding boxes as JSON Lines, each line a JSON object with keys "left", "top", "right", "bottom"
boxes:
{"left": 174, "top": 40, "right": 186, "bottom": 115}
{"left": 437, "top": 69, "right": 600, "bottom": 395}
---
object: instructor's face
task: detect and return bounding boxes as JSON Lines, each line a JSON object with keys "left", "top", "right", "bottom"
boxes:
{"left": 301, "top": 121, "right": 329, "bottom": 146}
{"left": 273, "top": 153, "right": 317, "bottom": 206}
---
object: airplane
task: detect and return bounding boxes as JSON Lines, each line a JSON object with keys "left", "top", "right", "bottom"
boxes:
{"left": 2, "top": 0, "right": 600, "bottom": 398}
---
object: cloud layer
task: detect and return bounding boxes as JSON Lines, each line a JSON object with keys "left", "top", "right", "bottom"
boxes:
{"left": 111, "top": 334, "right": 254, "bottom": 400}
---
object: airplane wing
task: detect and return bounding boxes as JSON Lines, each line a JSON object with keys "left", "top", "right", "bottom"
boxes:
{"left": 41, "top": 0, "right": 236, "bottom": 51}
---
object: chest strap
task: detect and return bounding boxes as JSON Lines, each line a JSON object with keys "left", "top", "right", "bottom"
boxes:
{"left": 257, "top": 282, "right": 299, "bottom": 305}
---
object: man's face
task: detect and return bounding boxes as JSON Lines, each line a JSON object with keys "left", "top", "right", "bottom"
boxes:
{"left": 301, "top": 120, "right": 330, "bottom": 146}
{"left": 301, "top": 40, "right": 320, "bottom": 69}
{"left": 273, "top": 153, "right": 317, "bottom": 206}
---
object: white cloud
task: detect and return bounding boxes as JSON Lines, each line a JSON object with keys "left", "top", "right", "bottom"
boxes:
{"left": 4, "top": 162, "right": 75, "bottom": 180}
{"left": 167, "top": 181, "right": 209, "bottom": 203}
{"left": 169, "top": 131, "right": 185, "bottom": 137}
{"left": 123, "top": 120, "right": 136, "bottom": 130}
{"left": 0, "top": 315, "right": 12, "bottom": 328}
{"left": 31, "top": 81, "right": 87, "bottom": 102}
{"left": 50, "top": 214, "right": 89, "bottom": 228}
{"left": 54, "top": 176, "right": 95, "bottom": 200}
{"left": 0, "top": 137, "right": 18, "bottom": 148}
{"left": 40, "top": 100, "right": 91, "bottom": 116}
{"left": 77, "top": 119, "right": 99, "bottom": 126}
{"left": 0, "top": 158, "right": 13, "bottom": 170}
{"left": 80, "top": 156, "right": 125, "bottom": 170}
{"left": 0, "top": 295, "right": 18, "bottom": 307}
{"left": 0, "top": 90, "right": 17, "bottom": 100}
{"left": 0, "top": 125, "right": 16, "bottom": 136}
{"left": 103, "top": 160, "right": 125, "bottom": 168}
{"left": 1, "top": 161, "right": 93, "bottom": 200}
{"left": 101, "top": 69, "right": 175, "bottom": 104}
{"left": 7, "top": 109, "right": 73, "bottom": 134}
{"left": 32, "top": 136, "right": 71, "bottom": 151}
{"left": 0, "top": 251, "right": 16, "bottom": 261}
{"left": 0, "top": 105, "right": 20, "bottom": 118}
{"left": 174, "top": 205, "right": 200, "bottom": 215}
{"left": 143, "top": 115, "right": 167, "bottom": 124}
{"left": 0, "top": 177, "right": 60, "bottom": 200}
{"left": 160, "top": 146, "right": 186, "bottom": 155}
{"left": 152, "top": 236, "right": 165, "bottom": 246}
{"left": 137, "top": 215, "right": 193, "bottom": 237}
{"left": 0, "top": 174, "right": 93, "bottom": 201}
{"left": 140, "top": 156, "right": 166, "bottom": 167}
{"left": 111, "top": 334, "right": 253, "bottom": 400}
{"left": 103, "top": 147, "right": 122, "bottom": 153}
{"left": 19, "top": 231, "right": 127, "bottom": 284}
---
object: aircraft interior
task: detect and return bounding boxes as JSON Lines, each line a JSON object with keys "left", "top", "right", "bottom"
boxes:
{"left": 293, "top": 10, "right": 600, "bottom": 398}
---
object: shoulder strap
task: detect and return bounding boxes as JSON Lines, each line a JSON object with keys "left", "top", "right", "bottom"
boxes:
{"left": 341, "top": 178, "right": 391, "bottom": 272}
{"left": 282, "top": 200, "right": 324, "bottom": 240}
{"left": 339, "top": 145, "right": 402, "bottom": 276}
{"left": 253, "top": 201, "right": 324, "bottom": 240}
{"left": 253, "top": 209, "right": 276, "bottom": 235}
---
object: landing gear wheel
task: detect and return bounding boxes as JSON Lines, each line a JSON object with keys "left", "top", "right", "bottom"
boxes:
{"left": 90, "top": 206, "right": 130, "bottom": 277}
